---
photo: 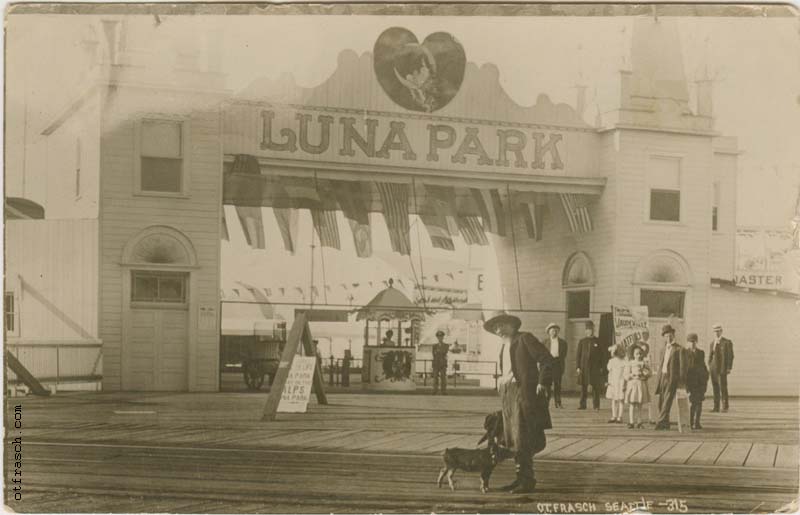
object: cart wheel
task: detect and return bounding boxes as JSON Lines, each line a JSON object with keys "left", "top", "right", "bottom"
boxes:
{"left": 243, "top": 361, "right": 266, "bottom": 390}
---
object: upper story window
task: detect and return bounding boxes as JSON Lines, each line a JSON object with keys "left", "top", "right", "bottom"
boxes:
{"left": 4, "top": 292, "right": 17, "bottom": 335}
{"left": 139, "top": 119, "right": 184, "bottom": 194}
{"left": 648, "top": 157, "right": 681, "bottom": 222}
{"left": 712, "top": 181, "right": 720, "bottom": 231}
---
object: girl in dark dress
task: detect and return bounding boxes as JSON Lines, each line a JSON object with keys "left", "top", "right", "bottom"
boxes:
{"left": 686, "top": 333, "right": 710, "bottom": 430}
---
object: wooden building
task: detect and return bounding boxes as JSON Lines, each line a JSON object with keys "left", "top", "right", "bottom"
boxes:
{"left": 30, "top": 17, "right": 798, "bottom": 395}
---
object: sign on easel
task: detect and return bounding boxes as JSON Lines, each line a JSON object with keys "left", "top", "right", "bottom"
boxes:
{"left": 262, "top": 313, "right": 328, "bottom": 421}
{"left": 277, "top": 356, "right": 317, "bottom": 413}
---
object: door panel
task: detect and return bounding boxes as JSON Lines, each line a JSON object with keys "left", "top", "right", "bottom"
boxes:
{"left": 125, "top": 308, "right": 188, "bottom": 391}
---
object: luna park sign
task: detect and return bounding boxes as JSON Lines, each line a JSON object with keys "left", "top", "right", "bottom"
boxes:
{"left": 260, "top": 110, "right": 565, "bottom": 171}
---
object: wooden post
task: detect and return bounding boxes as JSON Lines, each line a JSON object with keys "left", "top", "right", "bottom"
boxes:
{"left": 301, "top": 322, "right": 328, "bottom": 405}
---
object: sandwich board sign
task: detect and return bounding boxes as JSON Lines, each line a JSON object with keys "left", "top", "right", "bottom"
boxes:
{"left": 277, "top": 356, "right": 317, "bottom": 413}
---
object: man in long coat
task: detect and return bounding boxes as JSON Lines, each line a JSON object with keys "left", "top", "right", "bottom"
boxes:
{"left": 485, "top": 311, "right": 554, "bottom": 494}
{"left": 575, "top": 320, "right": 606, "bottom": 410}
{"left": 708, "top": 323, "right": 734, "bottom": 412}
{"left": 655, "top": 324, "right": 688, "bottom": 430}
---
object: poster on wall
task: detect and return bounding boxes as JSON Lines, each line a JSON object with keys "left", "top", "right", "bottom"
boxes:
{"left": 735, "top": 228, "right": 795, "bottom": 291}
{"left": 612, "top": 305, "right": 650, "bottom": 353}
{"left": 277, "top": 356, "right": 317, "bottom": 413}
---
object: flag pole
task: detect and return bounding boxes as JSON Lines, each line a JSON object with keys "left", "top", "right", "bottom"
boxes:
{"left": 507, "top": 184, "right": 523, "bottom": 311}
{"left": 411, "top": 178, "right": 428, "bottom": 312}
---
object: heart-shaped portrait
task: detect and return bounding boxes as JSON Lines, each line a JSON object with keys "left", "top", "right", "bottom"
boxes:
{"left": 373, "top": 27, "right": 466, "bottom": 113}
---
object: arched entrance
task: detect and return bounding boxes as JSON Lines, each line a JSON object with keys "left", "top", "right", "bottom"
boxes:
{"left": 121, "top": 226, "right": 198, "bottom": 390}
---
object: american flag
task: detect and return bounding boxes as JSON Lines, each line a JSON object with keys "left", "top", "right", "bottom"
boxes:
{"left": 559, "top": 193, "right": 593, "bottom": 233}
{"left": 376, "top": 182, "right": 411, "bottom": 255}
{"left": 221, "top": 208, "right": 230, "bottom": 241}
{"left": 457, "top": 216, "right": 489, "bottom": 245}
{"left": 471, "top": 188, "right": 507, "bottom": 236}
{"left": 273, "top": 206, "right": 299, "bottom": 253}
{"left": 420, "top": 184, "right": 456, "bottom": 250}
{"left": 311, "top": 209, "right": 341, "bottom": 249}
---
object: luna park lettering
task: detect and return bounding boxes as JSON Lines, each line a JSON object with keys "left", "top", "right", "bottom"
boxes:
{"left": 260, "top": 110, "right": 564, "bottom": 170}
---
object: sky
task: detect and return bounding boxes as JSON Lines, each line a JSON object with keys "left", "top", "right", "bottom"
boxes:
{"left": 5, "top": 11, "right": 800, "bottom": 227}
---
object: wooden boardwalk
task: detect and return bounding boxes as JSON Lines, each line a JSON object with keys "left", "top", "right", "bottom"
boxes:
{"left": 8, "top": 392, "right": 798, "bottom": 471}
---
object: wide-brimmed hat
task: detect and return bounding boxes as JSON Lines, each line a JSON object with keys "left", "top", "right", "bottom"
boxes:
{"left": 661, "top": 324, "right": 676, "bottom": 336}
{"left": 435, "top": 330, "right": 446, "bottom": 337}
{"left": 483, "top": 311, "right": 522, "bottom": 334}
{"left": 712, "top": 323, "right": 723, "bottom": 331}
{"left": 687, "top": 333, "right": 698, "bottom": 342}
{"left": 584, "top": 320, "right": 595, "bottom": 329}
{"left": 545, "top": 322, "right": 560, "bottom": 333}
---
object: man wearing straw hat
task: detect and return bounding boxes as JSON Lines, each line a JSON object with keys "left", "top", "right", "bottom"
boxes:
{"left": 708, "top": 323, "right": 734, "bottom": 412}
{"left": 484, "top": 310, "right": 554, "bottom": 494}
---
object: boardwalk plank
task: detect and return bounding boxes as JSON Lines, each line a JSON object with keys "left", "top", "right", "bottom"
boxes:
{"left": 573, "top": 438, "right": 628, "bottom": 461}
{"left": 687, "top": 441, "right": 727, "bottom": 466}
{"left": 420, "top": 434, "right": 476, "bottom": 453}
{"left": 628, "top": 440, "right": 677, "bottom": 463}
{"left": 549, "top": 438, "right": 604, "bottom": 459}
{"left": 537, "top": 437, "right": 581, "bottom": 458}
{"left": 744, "top": 443, "right": 778, "bottom": 468}
{"left": 598, "top": 439, "right": 651, "bottom": 462}
{"left": 358, "top": 432, "right": 427, "bottom": 451}
{"left": 657, "top": 441, "right": 702, "bottom": 465}
{"left": 774, "top": 445, "right": 799, "bottom": 470}
{"left": 716, "top": 442, "right": 752, "bottom": 467}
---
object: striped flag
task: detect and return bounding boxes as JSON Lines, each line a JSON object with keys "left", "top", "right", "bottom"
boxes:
{"left": 311, "top": 209, "right": 341, "bottom": 249}
{"left": 332, "top": 180, "right": 372, "bottom": 258}
{"left": 420, "top": 185, "right": 455, "bottom": 250}
{"left": 519, "top": 201, "right": 544, "bottom": 241}
{"left": 471, "top": 188, "right": 507, "bottom": 236}
{"left": 559, "top": 193, "right": 593, "bottom": 233}
{"left": 376, "top": 182, "right": 411, "bottom": 255}
{"left": 457, "top": 216, "right": 489, "bottom": 245}
{"left": 235, "top": 206, "right": 265, "bottom": 249}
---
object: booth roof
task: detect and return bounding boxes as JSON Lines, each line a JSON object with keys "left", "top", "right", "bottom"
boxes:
{"left": 356, "top": 282, "right": 426, "bottom": 322}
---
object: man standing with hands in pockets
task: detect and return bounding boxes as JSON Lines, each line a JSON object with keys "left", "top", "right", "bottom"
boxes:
{"left": 485, "top": 311, "right": 554, "bottom": 494}
{"left": 708, "top": 323, "right": 734, "bottom": 412}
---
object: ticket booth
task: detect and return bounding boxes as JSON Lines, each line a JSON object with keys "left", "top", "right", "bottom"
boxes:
{"left": 357, "top": 279, "right": 425, "bottom": 391}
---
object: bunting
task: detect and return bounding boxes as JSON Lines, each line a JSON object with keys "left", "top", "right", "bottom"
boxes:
{"left": 457, "top": 216, "right": 489, "bottom": 245}
{"left": 376, "top": 182, "right": 411, "bottom": 255}
{"left": 221, "top": 208, "right": 230, "bottom": 241}
{"left": 236, "top": 206, "right": 266, "bottom": 249}
{"left": 560, "top": 193, "right": 593, "bottom": 233}
{"left": 519, "top": 201, "right": 544, "bottom": 241}
{"left": 420, "top": 184, "right": 456, "bottom": 250}
{"left": 311, "top": 209, "right": 341, "bottom": 249}
{"left": 471, "top": 188, "right": 507, "bottom": 236}
{"left": 332, "top": 180, "right": 372, "bottom": 257}
{"left": 273, "top": 206, "right": 299, "bottom": 253}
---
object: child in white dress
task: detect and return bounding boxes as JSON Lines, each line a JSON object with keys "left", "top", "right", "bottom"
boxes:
{"left": 606, "top": 345, "right": 627, "bottom": 423}
{"left": 624, "top": 346, "right": 651, "bottom": 428}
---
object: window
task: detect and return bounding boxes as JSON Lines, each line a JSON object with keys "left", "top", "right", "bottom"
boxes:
{"left": 566, "top": 290, "right": 591, "bottom": 319}
{"left": 131, "top": 271, "right": 188, "bottom": 303}
{"left": 648, "top": 157, "right": 681, "bottom": 222}
{"left": 75, "top": 138, "right": 81, "bottom": 198}
{"left": 139, "top": 119, "right": 183, "bottom": 193}
{"left": 640, "top": 289, "right": 685, "bottom": 318}
{"left": 712, "top": 182, "right": 720, "bottom": 231}
{"left": 5, "top": 292, "right": 16, "bottom": 333}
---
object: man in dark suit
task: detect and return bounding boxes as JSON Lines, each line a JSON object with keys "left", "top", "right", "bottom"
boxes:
{"left": 576, "top": 321, "right": 606, "bottom": 410}
{"left": 485, "top": 311, "right": 554, "bottom": 494}
{"left": 655, "top": 324, "right": 688, "bottom": 430}
{"left": 545, "top": 323, "right": 568, "bottom": 408}
{"left": 708, "top": 323, "right": 734, "bottom": 412}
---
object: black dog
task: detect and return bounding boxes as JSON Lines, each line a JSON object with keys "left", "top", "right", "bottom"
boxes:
{"left": 477, "top": 410, "right": 505, "bottom": 447}
{"left": 437, "top": 443, "right": 515, "bottom": 493}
